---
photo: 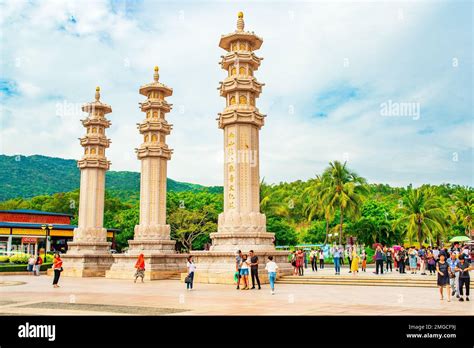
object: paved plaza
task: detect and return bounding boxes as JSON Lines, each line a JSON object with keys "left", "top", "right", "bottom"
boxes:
{"left": 1, "top": 269, "right": 472, "bottom": 316}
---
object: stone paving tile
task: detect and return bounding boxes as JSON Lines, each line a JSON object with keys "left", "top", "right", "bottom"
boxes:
{"left": 0, "top": 275, "right": 472, "bottom": 316}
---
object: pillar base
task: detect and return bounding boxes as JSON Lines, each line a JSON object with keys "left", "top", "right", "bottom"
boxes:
{"left": 106, "top": 253, "right": 188, "bottom": 280}
{"left": 209, "top": 231, "right": 276, "bottom": 252}
{"left": 66, "top": 241, "right": 111, "bottom": 254}
{"left": 186, "top": 250, "right": 292, "bottom": 284}
{"left": 127, "top": 239, "right": 176, "bottom": 254}
{"left": 61, "top": 253, "right": 114, "bottom": 277}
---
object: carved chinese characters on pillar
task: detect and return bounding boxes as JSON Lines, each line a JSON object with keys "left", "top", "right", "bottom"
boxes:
{"left": 226, "top": 128, "right": 237, "bottom": 210}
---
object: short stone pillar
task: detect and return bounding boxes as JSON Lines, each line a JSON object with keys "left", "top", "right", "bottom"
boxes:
{"left": 62, "top": 87, "right": 114, "bottom": 277}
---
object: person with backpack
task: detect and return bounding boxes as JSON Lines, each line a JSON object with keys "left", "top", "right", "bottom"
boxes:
{"left": 186, "top": 255, "right": 196, "bottom": 291}
{"left": 374, "top": 245, "right": 384, "bottom": 275}
{"left": 455, "top": 255, "right": 473, "bottom": 302}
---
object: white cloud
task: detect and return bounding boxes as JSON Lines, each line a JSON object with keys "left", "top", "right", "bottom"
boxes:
{"left": 0, "top": 0, "right": 472, "bottom": 187}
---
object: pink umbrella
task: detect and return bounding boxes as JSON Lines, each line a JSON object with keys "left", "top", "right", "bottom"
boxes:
{"left": 392, "top": 245, "right": 402, "bottom": 251}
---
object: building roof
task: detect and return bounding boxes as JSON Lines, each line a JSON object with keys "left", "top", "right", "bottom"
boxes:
{"left": 0, "top": 221, "right": 119, "bottom": 232}
{"left": 0, "top": 209, "right": 74, "bottom": 218}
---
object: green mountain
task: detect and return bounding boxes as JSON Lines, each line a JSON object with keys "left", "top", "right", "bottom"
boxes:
{"left": 0, "top": 154, "right": 222, "bottom": 201}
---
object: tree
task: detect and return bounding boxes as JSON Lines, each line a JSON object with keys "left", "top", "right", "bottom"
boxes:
{"left": 451, "top": 187, "right": 473, "bottom": 236}
{"left": 320, "top": 161, "right": 367, "bottom": 244}
{"left": 169, "top": 205, "right": 217, "bottom": 252}
{"left": 393, "top": 188, "right": 446, "bottom": 246}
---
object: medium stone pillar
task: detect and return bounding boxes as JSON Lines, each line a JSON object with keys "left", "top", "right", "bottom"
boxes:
{"left": 106, "top": 67, "right": 187, "bottom": 280}
{"left": 62, "top": 87, "right": 114, "bottom": 277}
{"left": 127, "top": 66, "right": 176, "bottom": 254}
{"left": 189, "top": 12, "right": 291, "bottom": 284}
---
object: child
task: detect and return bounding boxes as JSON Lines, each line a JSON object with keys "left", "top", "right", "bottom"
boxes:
{"left": 265, "top": 256, "right": 278, "bottom": 295}
{"left": 361, "top": 251, "right": 367, "bottom": 272}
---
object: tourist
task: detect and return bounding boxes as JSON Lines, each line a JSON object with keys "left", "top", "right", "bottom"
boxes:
{"left": 436, "top": 253, "right": 451, "bottom": 302}
{"left": 134, "top": 253, "right": 145, "bottom": 283}
{"left": 433, "top": 246, "right": 440, "bottom": 263}
{"left": 419, "top": 246, "right": 427, "bottom": 275}
{"left": 447, "top": 252, "right": 460, "bottom": 299}
{"left": 236, "top": 250, "right": 243, "bottom": 289}
{"left": 398, "top": 247, "right": 407, "bottom": 274}
{"left": 186, "top": 255, "right": 196, "bottom": 291}
{"left": 333, "top": 246, "right": 341, "bottom": 275}
{"left": 319, "top": 249, "right": 325, "bottom": 269}
{"left": 239, "top": 254, "right": 250, "bottom": 290}
{"left": 310, "top": 249, "right": 317, "bottom": 272}
{"left": 385, "top": 247, "right": 393, "bottom": 272}
{"left": 409, "top": 247, "right": 418, "bottom": 274}
{"left": 455, "top": 255, "right": 472, "bottom": 301}
{"left": 249, "top": 250, "right": 261, "bottom": 290}
{"left": 296, "top": 249, "right": 304, "bottom": 276}
{"left": 265, "top": 255, "right": 278, "bottom": 295}
{"left": 374, "top": 245, "right": 384, "bottom": 275}
{"left": 347, "top": 247, "right": 352, "bottom": 273}
{"left": 52, "top": 252, "right": 63, "bottom": 288}
{"left": 290, "top": 251, "right": 297, "bottom": 275}
{"left": 27, "top": 254, "right": 35, "bottom": 275}
{"left": 34, "top": 255, "right": 43, "bottom": 276}
{"left": 427, "top": 250, "right": 436, "bottom": 275}
{"left": 303, "top": 250, "right": 308, "bottom": 269}
{"left": 361, "top": 250, "right": 367, "bottom": 272}
{"left": 351, "top": 248, "right": 359, "bottom": 276}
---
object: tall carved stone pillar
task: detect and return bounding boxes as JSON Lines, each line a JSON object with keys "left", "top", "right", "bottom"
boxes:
{"left": 189, "top": 12, "right": 291, "bottom": 284}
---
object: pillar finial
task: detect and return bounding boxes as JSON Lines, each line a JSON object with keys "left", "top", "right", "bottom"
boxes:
{"left": 95, "top": 86, "right": 100, "bottom": 101}
{"left": 154, "top": 66, "right": 159, "bottom": 82}
{"left": 237, "top": 11, "right": 244, "bottom": 31}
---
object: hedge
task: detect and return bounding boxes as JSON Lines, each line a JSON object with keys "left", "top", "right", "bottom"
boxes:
{"left": 0, "top": 262, "right": 53, "bottom": 272}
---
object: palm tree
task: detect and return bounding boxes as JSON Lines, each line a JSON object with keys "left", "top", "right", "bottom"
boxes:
{"left": 320, "top": 161, "right": 367, "bottom": 244}
{"left": 393, "top": 188, "right": 446, "bottom": 246}
{"left": 303, "top": 175, "right": 334, "bottom": 244}
{"left": 452, "top": 187, "right": 473, "bottom": 236}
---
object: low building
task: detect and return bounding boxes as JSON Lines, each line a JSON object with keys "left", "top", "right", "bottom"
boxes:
{"left": 0, "top": 210, "right": 118, "bottom": 255}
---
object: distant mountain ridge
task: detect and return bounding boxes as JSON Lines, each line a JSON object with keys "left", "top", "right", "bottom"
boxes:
{"left": 0, "top": 154, "right": 222, "bottom": 201}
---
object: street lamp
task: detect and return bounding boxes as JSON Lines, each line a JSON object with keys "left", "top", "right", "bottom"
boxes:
{"left": 41, "top": 224, "right": 53, "bottom": 262}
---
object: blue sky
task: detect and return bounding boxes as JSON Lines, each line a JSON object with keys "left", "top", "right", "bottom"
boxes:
{"left": 0, "top": 0, "right": 472, "bottom": 187}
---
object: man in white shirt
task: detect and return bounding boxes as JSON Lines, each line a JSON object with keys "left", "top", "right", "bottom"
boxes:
{"left": 265, "top": 256, "right": 279, "bottom": 295}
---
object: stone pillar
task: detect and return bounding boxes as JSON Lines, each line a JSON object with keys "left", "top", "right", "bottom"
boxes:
{"left": 106, "top": 67, "right": 187, "bottom": 280}
{"left": 189, "top": 12, "right": 291, "bottom": 284}
{"left": 211, "top": 11, "right": 274, "bottom": 251}
{"left": 128, "top": 66, "right": 176, "bottom": 254}
{"left": 62, "top": 87, "right": 114, "bottom": 277}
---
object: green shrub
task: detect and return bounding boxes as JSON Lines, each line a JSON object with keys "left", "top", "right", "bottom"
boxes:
{"left": 0, "top": 256, "right": 9, "bottom": 263}
{"left": 0, "top": 262, "right": 52, "bottom": 272}
{"left": 9, "top": 253, "right": 30, "bottom": 264}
